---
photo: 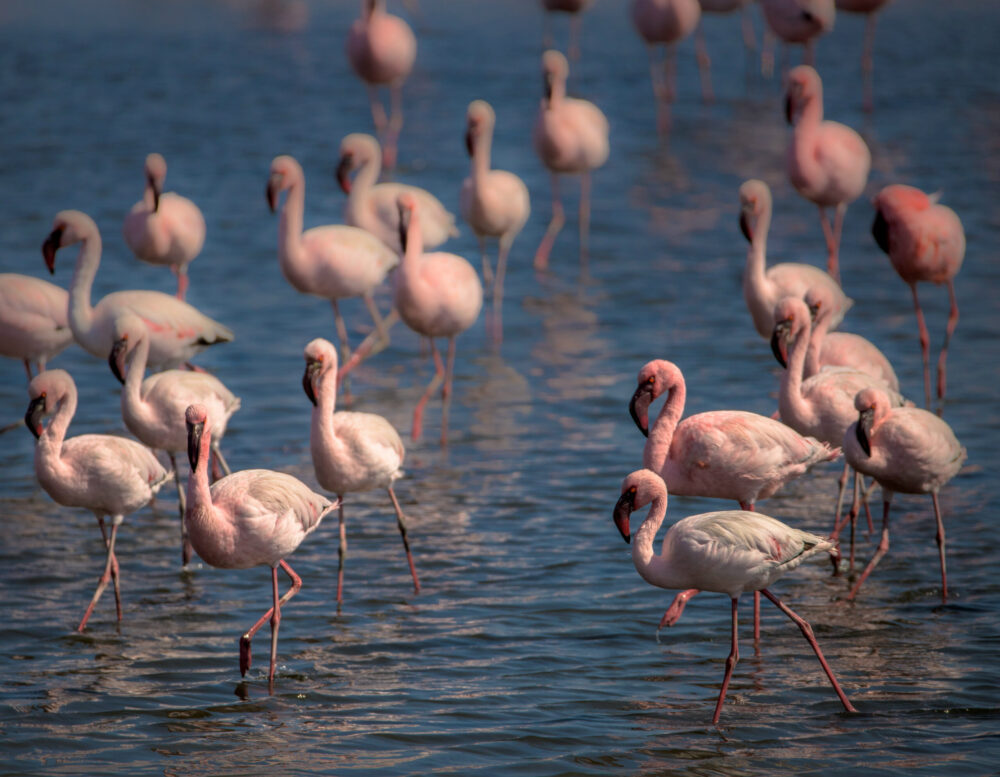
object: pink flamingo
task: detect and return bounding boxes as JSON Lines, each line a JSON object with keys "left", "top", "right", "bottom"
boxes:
{"left": 693, "top": 0, "right": 757, "bottom": 103}
{"left": 533, "top": 50, "right": 609, "bottom": 271}
{"left": 109, "top": 312, "right": 240, "bottom": 566}
{"left": 613, "top": 469, "right": 857, "bottom": 724}
{"left": 804, "top": 284, "right": 899, "bottom": 391}
{"left": 629, "top": 358, "right": 839, "bottom": 633}
{"left": 739, "top": 179, "right": 851, "bottom": 339}
{"left": 42, "top": 210, "right": 233, "bottom": 369}
{"left": 268, "top": 154, "right": 399, "bottom": 380}
{"left": 122, "top": 153, "right": 206, "bottom": 301}
{"left": 303, "top": 337, "right": 420, "bottom": 604}
{"left": 25, "top": 369, "right": 171, "bottom": 632}
{"left": 632, "top": 0, "right": 702, "bottom": 129}
{"left": 460, "top": 100, "right": 531, "bottom": 341}
{"left": 337, "top": 133, "right": 458, "bottom": 254}
{"left": 540, "top": 0, "right": 596, "bottom": 61}
{"left": 835, "top": 0, "right": 893, "bottom": 112}
{"left": 0, "top": 273, "right": 73, "bottom": 379}
{"left": 872, "top": 184, "right": 965, "bottom": 411}
{"left": 758, "top": 0, "right": 834, "bottom": 76}
{"left": 785, "top": 65, "right": 871, "bottom": 285}
{"left": 394, "top": 194, "right": 482, "bottom": 445}
{"left": 345, "top": 0, "right": 417, "bottom": 169}
{"left": 184, "top": 404, "right": 336, "bottom": 685}
{"left": 843, "top": 387, "right": 966, "bottom": 603}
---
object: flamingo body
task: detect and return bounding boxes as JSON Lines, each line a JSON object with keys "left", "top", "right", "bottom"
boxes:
{"left": 759, "top": 0, "right": 834, "bottom": 43}
{"left": 346, "top": 2, "right": 416, "bottom": 86}
{"left": 632, "top": 0, "right": 701, "bottom": 44}
{"left": 0, "top": 273, "right": 73, "bottom": 375}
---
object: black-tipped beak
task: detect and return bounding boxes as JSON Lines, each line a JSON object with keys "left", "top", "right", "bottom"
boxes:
{"left": 266, "top": 173, "right": 281, "bottom": 213}
{"left": 186, "top": 419, "right": 204, "bottom": 471}
{"left": 465, "top": 127, "right": 474, "bottom": 157}
{"left": 42, "top": 227, "right": 63, "bottom": 274}
{"left": 336, "top": 154, "right": 353, "bottom": 194}
{"left": 856, "top": 408, "right": 873, "bottom": 457}
{"left": 108, "top": 336, "right": 128, "bottom": 385}
{"left": 398, "top": 203, "right": 410, "bottom": 253}
{"left": 25, "top": 395, "right": 46, "bottom": 440}
{"left": 872, "top": 209, "right": 890, "bottom": 255}
{"left": 739, "top": 209, "right": 753, "bottom": 243}
{"left": 302, "top": 360, "right": 320, "bottom": 406}
{"left": 629, "top": 382, "right": 654, "bottom": 437}
{"left": 771, "top": 322, "right": 790, "bottom": 368}
{"left": 543, "top": 71, "right": 553, "bottom": 103}
{"left": 784, "top": 94, "right": 794, "bottom": 125}
{"left": 613, "top": 490, "right": 635, "bottom": 543}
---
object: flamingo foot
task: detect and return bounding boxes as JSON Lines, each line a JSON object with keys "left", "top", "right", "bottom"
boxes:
{"left": 239, "top": 634, "right": 252, "bottom": 676}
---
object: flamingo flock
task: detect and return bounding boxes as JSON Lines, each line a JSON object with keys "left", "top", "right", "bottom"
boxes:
{"left": 3, "top": 0, "right": 974, "bottom": 727}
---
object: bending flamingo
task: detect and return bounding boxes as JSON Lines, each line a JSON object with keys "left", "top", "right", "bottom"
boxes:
{"left": 122, "top": 153, "right": 206, "bottom": 300}
{"left": 835, "top": 0, "right": 893, "bottom": 112}
{"left": 394, "top": 194, "right": 482, "bottom": 445}
{"left": 631, "top": 0, "right": 701, "bottom": 130}
{"left": 0, "top": 273, "right": 73, "bottom": 379}
{"left": 785, "top": 65, "right": 871, "bottom": 285}
{"left": 758, "top": 0, "right": 835, "bottom": 76}
{"left": 184, "top": 404, "right": 336, "bottom": 685}
{"left": 872, "top": 184, "right": 965, "bottom": 411}
{"left": 303, "top": 337, "right": 420, "bottom": 605}
{"left": 613, "top": 469, "right": 857, "bottom": 724}
{"left": 25, "top": 369, "right": 171, "bottom": 631}
{"left": 541, "top": 0, "right": 596, "bottom": 61}
{"left": 533, "top": 50, "right": 609, "bottom": 270}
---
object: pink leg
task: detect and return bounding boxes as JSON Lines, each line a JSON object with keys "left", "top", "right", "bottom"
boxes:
{"left": 534, "top": 174, "right": 565, "bottom": 270}
{"left": 862, "top": 478, "right": 876, "bottom": 533}
{"left": 817, "top": 206, "right": 840, "bottom": 285}
{"left": 172, "top": 264, "right": 189, "bottom": 301}
{"left": 741, "top": 4, "right": 757, "bottom": 54}
{"left": 388, "top": 486, "right": 420, "bottom": 594}
{"left": 803, "top": 39, "right": 815, "bottom": 68}
{"left": 96, "top": 514, "right": 123, "bottom": 621}
{"left": 492, "top": 235, "right": 512, "bottom": 346}
{"left": 657, "top": 588, "right": 700, "bottom": 629}
{"left": 648, "top": 46, "right": 671, "bottom": 133}
{"left": 77, "top": 518, "right": 121, "bottom": 632}
{"left": 568, "top": 14, "right": 582, "bottom": 61}
{"left": 910, "top": 283, "right": 932, "bottom": 409}
{"left": 479, "top": 236, "right": 493, "bottom": 289}
{"left": 932, "top": 492, "right": 948, "bottom": 602}
{"left": 861, "top": 12, "right": 877, "bottom": 113}
{"left": 711, "top": 598, "right": 740, "bottom": 725}
{"left": 579, "top": 172, "right": 591, "bottom": 275}
{"left": 760, "top": 589, "right": 857, "bottom": 713}
{"left": 339, "top": 307, "right": 400, "bottom": 383}
{"left": 695, "top": 24, "right": 714, "bottom": 103}
{"left": 412, "top": 339, "right": 445, "bottom": 442}
{"left": 831, "top": 202, "right": 846, "bottom": 286}
{"left": 240, "top": 560, "right": 301, "bottom": 682}
{"left": 169, "top": 453, "right": 193, "bottom": 566}
{"left": 936, "top": 279, "right": 959, "bottom": 410}
{"left": 664, "top": 44, "right": 678, "bottom": 103}
{"left": 440, "top": 337, "right": 457, "bottom": 446}
{"left": 23, "top": 359, "right": 34, "bottom": 382}
{"left": 737, "top": 501, "right": 761, "bottom": 641}
{"left": 335, "top": 498, "right": 346, "bottom": 605}
{"left": 384, "top": 83, "right": 404, "bottom": 170}
{"left": 848, "top": 498, "right": 892, "bottom": 600}
{"left": 367, "top": 85, "right": 388, "bottom": 146}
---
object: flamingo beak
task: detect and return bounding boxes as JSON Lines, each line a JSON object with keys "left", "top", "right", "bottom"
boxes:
{"left": 398, "top": 202, "right": 410, "bottom": 252}
{"left": 186, "top": 419, "right": 204, "bottom": 471}
{"left": 613, "top": 490, "right": 635, "bottom": 544}
{"left": 266, "top": 174, "right": 282, "bottom": 213}
{"left": 872, "top": 209, "right": 890, "bottom": 255}
{"left": 150, "top": 175, "right": 162, "bottom": 213}
{"left": 302, "top": 360, "right": 320, "bottom": 406}
{"left": 108, "top": 336, "right": 128, "bottom": 385}
{"left": 42, "top": 227, "right": 63, "bottom": 274}
{"left": 465, "top": 127, "right": 474, "bottom": 157}
{"left": 784, "top": 94, "right": 794, "bottom": 125}
{"left": 543, "top": 71, "right": 553, "bottom": 103}
{"left": 629, "top": 382, "right": 654, "bottom": 437}
{"left": 770, "top": 321, "right": 791, "bottom": 368}
{"left": 336, "top": 153, "right": 353, "bottom": 194}
{"left": 856, "top": 408, "right": 874, "bottom": 457}
{"left": 739, "top": 208, "right": 753, "bottom": 243}
{"left": 24, "top": 395, "right": 46, "bottom": 440}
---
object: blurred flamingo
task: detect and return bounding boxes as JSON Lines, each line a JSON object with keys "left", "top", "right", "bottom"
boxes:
{"left": 0, "top": 273, "right": 73, "bottom": 379}
{"left": 758, "top": 0, "right": 834, "bottom": 76}
{"left": 631, "top": 0, "right": 701, "bottom": 129}
{"left": 540, "top": 0, "right": 596, "bottom": 61}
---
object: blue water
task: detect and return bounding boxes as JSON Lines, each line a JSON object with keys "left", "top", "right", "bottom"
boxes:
{"left": 1, "top": 0, "right": 998, "bottom": 774}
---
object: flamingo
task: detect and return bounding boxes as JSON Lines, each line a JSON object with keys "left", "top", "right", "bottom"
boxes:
{"left": 631, "top": 0, "right": 702, "bottom": 130}
{"left": 533, "top": 50, "right": 609, "bottom": 271}
{"left": 612, "top": 469, "right": 857, "bottom": 724}
{"left": 122, "top": 153, "right": 206, "bottom": 301}
{"left": 785, "top": 65, "right": 871, "bottom": 285}
{"left": 693, "top": 0, "right": 757, "bottom": 103}
{"left": 739, "top": 179, "right": 851, "bottom": 340}
{"left": 337, "top": 133, "right": 458, "bottom": 253}
{"left": 872, "top": 184, "right": 965, "bottom": 412}
{"left": 303, "top": 337, "right": 419, "bottom": 604}
{"left": 460, "top": 100, "right": 531, "bottom": 341}
{"left": 758, "top": 0, "right": 834, "bottom": 76}
{"left": 42, "top": 210, "right": 233, "bottom": 369}
{"left": 835, "top": 0, "right": 893, "bottom": 112}
{"left": 345, "top": 0, "right": 417, "bottom": 169}
{"left": 394, "top": 193, "right": 482, "bottom": 445}
{"left": 629, "top": 358, "right": 839, "bottom": 633}
{"left": 25, "top": 369, "right": 171, "bottom": 632}
{"left": 267, "top": 154, "right": 399, "bottom": 381}
{"left": 184, "top": 404, "right": 336, "bottom": 685}
{"left": 0, "top": 273, "right": 73, "bottom": 380}
{"left": 108, "top": 312, "right": 240, "bottom": 566}
{"left": 540, "top": 0, "right": 596, "bottom": 61}
{"left": 843, "top": 387, "right": 966, "bottom": 603}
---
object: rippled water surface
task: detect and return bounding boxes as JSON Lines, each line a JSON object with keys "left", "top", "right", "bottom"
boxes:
{"left": 1, "top": 0, "right": 999, "bottom": 774}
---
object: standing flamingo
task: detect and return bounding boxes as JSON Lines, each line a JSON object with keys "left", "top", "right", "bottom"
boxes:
{"left": 631, "top": 0, "right": 702, "bottom": 129}
{"left": 394, "top": 194, "right": 482, "bottom": 445}
{"left": 303, "top": 338, "right": 419, "bottom": 605}
{"left": 25, "top": 369, "right": 171, "bottom": 631}
{"left": 460, "top": 100, "right": 531, "bottom": 342}
{"left": 739, "top": 179, "right": 851, "bottom": 339}
{"left": 629, "top": 358, "right": 838, "bottom": 632}
{"left": 337, "top": 133, "right": 458, "bottom": 253}
{"left": 109, "top": 313, "right": 240, "bottom": 566}
{"left": 42, "top": 211, "right": 233, "bottom": 369}
{"left": 533, "top": 50, "right": 609, "bottom": 271}
{"left": 268, "top": 154, "right": 399, "bottom": 380}
{"left": 836, "top": 0, "right": 893, "bottom": 112}
{"left": 693, "top": 0, "right": 757, "bottom": 102}
{"left": 540, "top": 0, "right": 596, "bottom": 61}
{"left": 843, "top": 387, "right": 966, "bottom": 603}
{"left": 612, "top": 469, "right": 857, "bottom": 724}
{"left": 345, "top": 0, "right": 417, "bottom": 169}
{"left": 785, "top": 65, "right": 871, "bottom": 285}
{"left": 122, "top": 153, "right": 206, "bottom": 301}
{"left": 0, "top": 273, "right": 73, "bottom": 379}
{"left": 758, "top": 0, "right": 835, "bottom": 76}
{"left": 872, "top": 184, "right": 965, "bottom": 411}
{"left": 184, "top": 404, "right": 336, "bottom": 685}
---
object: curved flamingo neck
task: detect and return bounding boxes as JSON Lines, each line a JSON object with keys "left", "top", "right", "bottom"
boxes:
{"left": 745, "top": 210, "right": 770, "bottom": 287}
{"left": 67, "top": 231, "right": 102, "bottom": 347}
{"left": 184, "top": 422, "right": 216, "bottom": 529}
{"left": 399, "top": 210, "right": 426, "bottom": 280}
{"left": 548, "top": 75, "right": 566, "bottom": 108}
{"left": 346, "top": 151, "right": 381, "bottom": 225}
{"left": 779, "top": 323, "right": 811, "bottom": 422}
{"left": 276, "top": 173, "right": 309, "bottom": 285}
{"left": 122, "top": 333, "right": 155, "bottom": 425}
{"left": 143, "top": 177, "right": 157, "bottom": 211}
{"left": 805, "top": 311, "right": 832, "bottom": 378}
{"left": 632, "top": 492, "right": 684, "bottom": 590}
{"left": 39, "top": 384, "right": 76, "bottom": 457}
{"left": 311, "top": 365, "right": 344, "bottom": 463}
{"left": 795, "top": 92, "right": 824, "bottom": 129}
{"left": 471, "top": 127, "right": 493, "bottom": 183}
{"left": 644, "top": 381, "right": 685, "bottom": 474}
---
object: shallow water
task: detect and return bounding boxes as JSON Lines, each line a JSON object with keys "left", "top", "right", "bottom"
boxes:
{"left": 1, "top": 0, "right": 999, "bottom": 774}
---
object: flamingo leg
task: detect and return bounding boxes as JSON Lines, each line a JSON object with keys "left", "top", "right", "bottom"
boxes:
{"left": 23, "top": 359, "right": 34, "bottom": 382}
{"left": 492, "top": 234, "right": 513, "bottom": 345}
{"left": 741, "top": 4, "right": 757, "bottom": 54}
{"left": 412, "top": 339, "right": 445, "bottom": 442}
{"left": 817, "top": 206, "right": 840, "bottom": 285}
{"left": 534, "top": 173, "right": 565, "bottom": 270}
{"left": 664, "top": 44, "right": 678, "bottom": 103}
{"left": 803, "top": 38, "right": 815, "bottom": 68}
{"left": 831, "top": 202, "right": 846, "bottom": 286}
{"left": 695, "top": 24, "right": 714, "bottom": 103}
{"left": 479, "top": 235, "right": 493, "bottom": 289}
{"left": 388, "top": 485, "right": 420, "bottom": 594}
{"left": 657, "top": 588, "right": 700, "bottom": 630}
{"left": 240, "top": 560, "right": 302, "bottom": 681}
{"left": 579, "top": 171, "right": 591, "bottom": 275}
{"left": 848, "top": 497, "right": 892, "bottom": 600}
{"left": 169, "top": 452, "right": 193, "bottom": 566}
{"left": 932, "top": 491, "right": 948, "bottom": 602}
{"left": 367, "top": 84, "right": 388, "bottom": 146}
{"left": 862, "top": 477, "right": 876, "bottom": 533}
{"left": 711, "top": 597, "right": 740, "bottom": 725}
{"left": 568, "top": 13, "right": 582, "bottom": 61}
{"left": 440, "top": 337, "right": 457, "bottom": 446}
{"left": 647, "top": 46, "right": 671, "bottom": 134}
{"left": 936, "top": 279, "right": 959, "bottom": 410}
{"left": 211, "top": 441, "right": 232, "bottom": 477}
{"left": 78, "top": 517, "right": 121, "bottom": 632}
{"left": 171, "top": 263, "right": 189, "bottom": 301}
{"left": 384, "top": 83, "right": 404, "bottom": 170}
{"left": 95, "top": 514, "right": 122, "bottom": 621}
{"left": 761, "top": 28, "right": 775, "bottom": 78}
{"left": 738, "top": 501, "right": 761, "bottom": 641}
{"left": 339, "top": 307, "right": 400, "bottom": 383}
{"left": 861, "top": 11, "right": 877, "bottom": 113}
{"left": 336, "top": 498, "right": 347, "bottom": 605}
{"left": 760, "top": 589, "right": 857, "bottom": 713}
{"left": 330, "top": 300, "right": 353, "bottom": 367}
{"left": 910, "top": 283, "right": 933, "bottom": 409}
{"left": 848, "top": 471, "right": 861, "bottom": 570}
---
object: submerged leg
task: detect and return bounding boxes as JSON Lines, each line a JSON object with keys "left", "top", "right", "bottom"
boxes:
{"left": 388, "top": 486, "right": 420, "bottom": 594}
{"left": 931, "top": 491, "right": 948, "bottom": 602}
{"left": 240, "top": 560, "right": 302, "bottom": 682}
{"left": 848, "top": 498, "right": 892, "bottom": 600}
{"left": 491, "top": 234, "right": 513, "bottom": 345}
{"left": 169, "top": 452, "right": 193, "bottom": 566}
{"left": 817, "top": 206, "right": 840, "bottom": 285}
{"left": 479, "top": 235, "right": 493, "bottom": 289}
{"left": 648, "top": 45, "right": 670, "bottom": 133}
{"left": 412, "top": 339, "right": 445, "bottom": 442}
{"left": 77, "top": 517, "right": 122, "bottom": 632}
{"left": 336, "top": 498, "right": 347, "bottom": 605}
{"left": 384, "top": 83, "right": 405, "bottom": 170}
{"left": 579, "top": 171, "right": 591, "bottom": 276}
{"left": 711, "top": 597, "right": 740, "bottom": 725}
{"left": 534, "top": 173, "right": 565, "bottom": 271}
{"left": 440, "top": 337, "right": 457, "bottom": 446}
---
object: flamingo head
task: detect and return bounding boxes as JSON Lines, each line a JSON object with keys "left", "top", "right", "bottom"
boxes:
{"left": 302, "top": 338, "right": 338, "bottom": 406}
{"left": 541, "top": 49, "right": 568, "bottom": 104}
{"left": 267, "top": 155, "right": 301, "bottom": 212}
{"left": 397, "top": 193, "right": 418, "bottom": 252}
{"left": 738, "top": 179, "right": 771, "bottom": 244}
{"left": 185, "top": 404, "right": 209, "bottom": 471}
{"left": 42, "top": 210, "right": 96, "bottom": 274}
{"left": 108, "top": 313, "right": 147, "bottom": 385}
{"left": 853, "top": 387, "right": 887, "bottom": 457}
{"left": 784, "top": 65, "right": 821, "bottom": 125}
{"left": 614, "top": 469, "right": 668, "bottom": 544}
{"left": 803, "top": 285, "right": 830, "bottom": 324}
{"left": 770, "top": 296, "right": 809, "bottom": 368}
{"left": 629, "top": 360, "right": 675, "bottom": 437}
{"left": 144, "top": 153, "right": 167, "bottom": 212}
{"left": 24, "top": 369, "right": 72, "bottom": 440}
{"left": 337, "top": 133, "right": 380, "bottom": 194}
{"left": 465, "top": 100, "right": 495, "bottom": 157}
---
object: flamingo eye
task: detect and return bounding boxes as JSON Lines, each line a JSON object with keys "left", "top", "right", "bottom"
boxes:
{"left": 647, "top": 376, "right": 655, "bottom": 384}
{"left": 629, "top": 486, "right": 637, "bottom": 494}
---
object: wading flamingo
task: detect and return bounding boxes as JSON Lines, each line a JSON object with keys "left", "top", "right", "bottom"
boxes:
{"left": 629, "top": 359, "right": 838, "bottom": 634}
{"left": 303, "top": 338, "right": 420, "bottom": 605}
{"left": 0, "top": 273, "right": 73, "bottom": 379}
{"left": 394, "top": 194, "right": 482, "bottom": 445}
{"left": 758, "top": 0, "right": 834, "bottom": 76}
{"left": 533, "top": 50, "right": 609, "bottom": 271}
{"left": 460, "top": 100, "right": 531, "bottom": 342}
{"left": 612, "top": 469, "right": 857, "bottom": 724}
{"left": 184, "top": 404, "right": 336, "bottom": 685}
{"left": 345, "top": 0, "right": 417, "bottom": 169}
{"left": 25, "top": 369, "right": 171, "bottom": 631}
{"left": 843, "top": 387, "right": 966, "bottom": 603}
{"left": 42, "top": 211, "right": 233, "bottom": 369}
{"left": 739, "top": 179, "right": 851, "bottom": 339}
{"left": 785, "top": 65, "right": 871, "bottom": 285}
{"left": 631, "top": 0, "right": 701, "bottom": 130}
{"left": 109, "top": 313, "right": 240, "bottom": 566}
{"left": 872, "top": 184, "right": 965, "bottom": 412}
{"left": 835, "top": 0, "right": 893, "bottom": 112}
{"left": 694, "top": 0, "right": 757, "bottom": 102}
{"left": 541, "top": 0, "right": 596, "bottom": 61}
{"left": 122, "top": 153, "right": 206, "bottom": 301}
